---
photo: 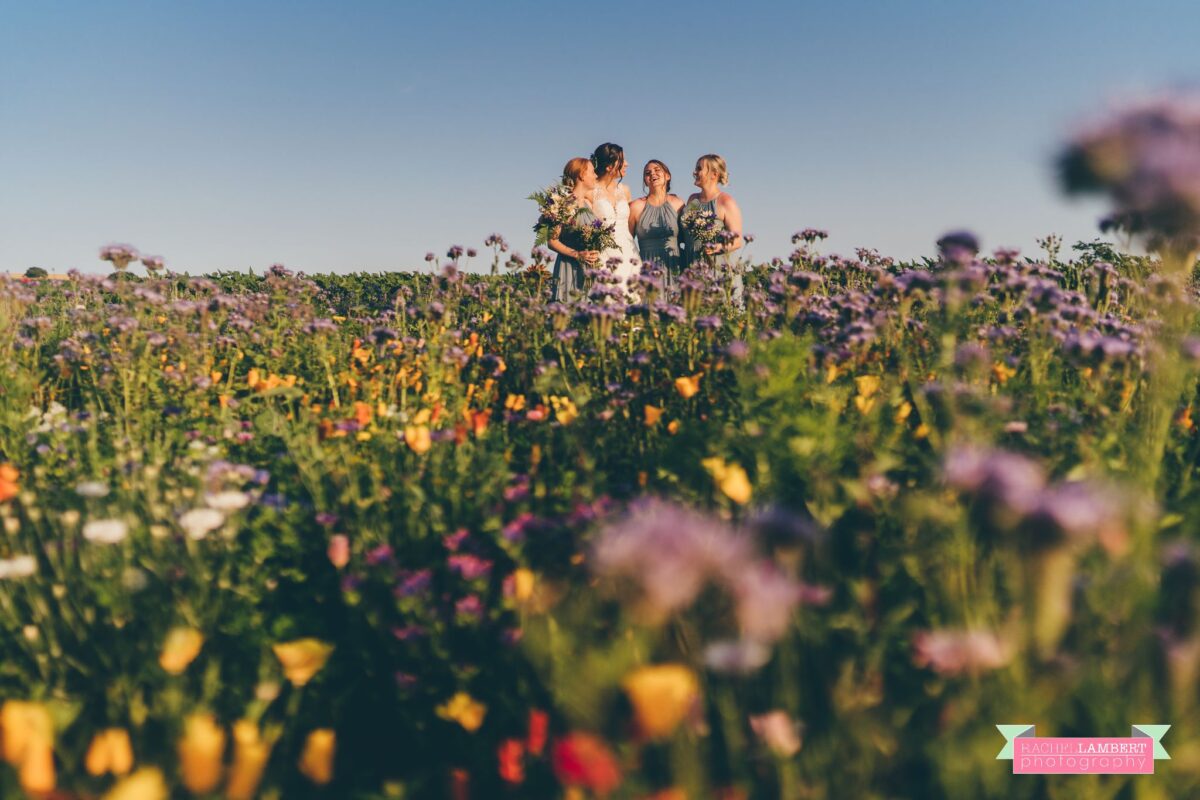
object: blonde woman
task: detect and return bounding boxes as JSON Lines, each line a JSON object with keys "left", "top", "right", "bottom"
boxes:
{"left": 682, "top": 153, "right": 745, "bottom": 299}
{"left": 548, "top": 157, "right": 601, "bottom": 301}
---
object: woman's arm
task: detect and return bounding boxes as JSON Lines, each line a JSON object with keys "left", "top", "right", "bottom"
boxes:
{"left": 717, "top": 194, "right": 744, "bottom": 252}
{"left": 628, "top": 198, "right": 645, "bottom": 236}
{"left": 548, "top": 226, "right": 598, "bottom": 264}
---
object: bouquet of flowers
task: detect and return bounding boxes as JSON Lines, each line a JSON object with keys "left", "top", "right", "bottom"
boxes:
{"left": 575, "top": 216, "right": 617, "bottom": 254}
{"left": 529, "top": 183, "right": 580, "bottom": 246}
{"left": 680, "top": 202, "right": 725, "bottom": 249}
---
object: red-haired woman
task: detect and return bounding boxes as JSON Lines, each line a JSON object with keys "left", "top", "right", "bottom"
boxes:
{"left": 548, "top": 157, "right": 601, "bottom": 301}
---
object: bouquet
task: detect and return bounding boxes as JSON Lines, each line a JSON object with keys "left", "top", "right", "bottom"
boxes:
{"left": 529, "top": 183, "right": 579, "bottom": 246}
{"left": 575, "top": 216, "right": 617, "bottom": 254}
{"left": 680, "top": 202, "right": 725, "bottom": 249}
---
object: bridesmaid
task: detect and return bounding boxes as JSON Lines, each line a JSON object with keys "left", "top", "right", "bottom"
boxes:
{"left": 683, "top": 153, "right": 744, "bottom": 299}
{"left": 548, "top": 157, "right": 601, "bottom": 302}
{"left": 628, "top": 159, "right": 684, "bottom": 286}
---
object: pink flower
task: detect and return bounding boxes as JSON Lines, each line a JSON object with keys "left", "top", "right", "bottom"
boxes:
{"left": 749, "top": 710, "right": 803, "bottom": 757}
{"left": 730, "top": 563, "right": 802, "bottom": 644}
{"left": 912, "top": 628, "right": 1013, "bottom": 676}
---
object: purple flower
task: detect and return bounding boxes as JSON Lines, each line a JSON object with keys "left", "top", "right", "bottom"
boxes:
{"left": 936, "top": 230, "right": 980, "bottom": 266}
{"left": 396, "top": 569, "right": 432, "bottom": 597}
{"left": 366, "top": 544, "right": 395, "bottom": 566}
{"left": 443, "top": 529, "right": 470, "bottom": 552}
{"left": 448, "top": 554, "right": 493, "bottom": 581}
{"left": 455, "top": 594, "right": 484, "bottom": 620}
{"left": 731, "top": 563, "right": 802, "bottom": 644}
{"left": 943, "top": 446, "right": 1046, "bottom": 515}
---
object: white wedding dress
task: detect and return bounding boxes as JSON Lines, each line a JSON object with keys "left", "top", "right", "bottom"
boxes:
{"left": 591, "top": 189, "right": 641, "bottom": 291}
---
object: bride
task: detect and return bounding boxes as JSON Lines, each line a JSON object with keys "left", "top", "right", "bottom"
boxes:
{"left": 589, "top": 143, "right": 641, "bottom": 291}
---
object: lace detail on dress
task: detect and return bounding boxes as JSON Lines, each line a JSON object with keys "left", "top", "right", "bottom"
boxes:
{"left": 591, "top": 189, "right": 640, "bottom": 287}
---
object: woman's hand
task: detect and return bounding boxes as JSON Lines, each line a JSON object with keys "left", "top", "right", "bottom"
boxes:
{"left": 578, "top": 250, "right": 600, "bottom": 264}
{"left": 703, "top": 243, "right": 724, "bottom": 255}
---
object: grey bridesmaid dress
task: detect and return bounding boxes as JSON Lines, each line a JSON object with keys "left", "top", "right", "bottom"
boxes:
{"left": 550, "top": 206, "right": 598, "bottom": 302}
{"left": 634, "top": 200, "right": 681, "bottom": 283}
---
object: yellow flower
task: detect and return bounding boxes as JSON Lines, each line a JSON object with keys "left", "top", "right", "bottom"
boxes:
{"left": 894, "top": 401, "right": 913, "bottom": 422}
{"left": 102, "top": 767, "right": 168, "bottom": 800}
{"left": 226, "top": 720, "right": 272, "bottom": 800}
{"left": 246, "top": 368, "right": 261, "bottom": 390}
{"left": 674, "top": 373, "right": 703, "bottom": 399}
{"left": 272, "top": 638, "right": 334, "bottom": 687}
{"left": 622, "top": 664, "right": 700, "bottom": 740}
{"left": 298, "top": 729, "right": 336, "bottom": 785}
{"left": 549, "top": 396, "right": 578, "bottom": 425}
{"left": 0, "top": 700, "right": 52, "bottom": 767}
{"left": 701, "top": 457, "right": 752, "bottom": 505}
{"left": 643, "top": 405, "right": 663, "bottom": 427}
{"left": 992, "top": 361, "right": 1017, "bottom": 384}
{"left": 177, "top": 713, "right": 225, "bottom": 794}
{"left": 19, "top": 739, "right": 55, "bottom": 795}
{"left": 436, "top": 692, "right": 487, "bottom": 732}
{"left": 404, "top": 425, "right": 432, "bottom": 455}
{"left": 504, "top": 393, "right": 526, "bottom": 412}
{"left": 159, "top": 627, "right": 204, "bottom": 675}
{"left": 854, "top": 375, "right": 880, "bottom": 398}
{"left": 86, "top": 727, "right": 134, "bottom": 777}
{"left": 511, "top": 568, "right": 535, "bottom": 603}
{"left": 854, "top": 395, "right": 876, "bottom": 414}
{"left": 914, "top": 423, "right": 931, "bottom": 440}
{"left": 825, "top": 363, "right": 840, "bottom": 384}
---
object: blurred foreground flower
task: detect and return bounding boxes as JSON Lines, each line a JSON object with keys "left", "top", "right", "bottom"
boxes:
{"left": 0, "top": 464, "right": 18, "bottom": 503}
{"left": 552, "top": 733, "right": 622, "bottom": 797}
{"left": 298, "top": 729, "right": 335, "bottom": 785}
{"left": 273, "top": 638, "right": 334, "bottom": 687}
{"left": 912, "top": 628, "right": 1013, "bottom": 676}
{"left": 1059, "top": 92, "right": 1200, "bottom": 258}
{"left": 622, "top": 664, "right": 700, "bottom": 740}
{"left": 159, "top": 627, "right": 204, "bottom": 674}
{"left": 226, "top": 720, "right": 271, "bottom": 800}
{"left": 102, "top": 767, "right": 167, "bottom": 800}
{"left": 86, "top": 727, "right": 134, "bottom": 776}
{"left": 749, "top": 710, "right": 803, "bottom": 757}
{"left": 701, "top": 456, "right": 753, "bottom": 505}
{"left": 1, "top": 700, "right": 54, "bottom": 794}
{"left": 177, "top": 713, "right": 225, "bottom": 794}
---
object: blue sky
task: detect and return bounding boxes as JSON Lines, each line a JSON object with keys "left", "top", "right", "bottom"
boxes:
{"left": 1, "top": 0, "right": 1197, "bottom": 274}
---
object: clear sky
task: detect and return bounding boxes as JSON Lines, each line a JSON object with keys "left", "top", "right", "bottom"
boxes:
{"left": 2, "top": 0, "right": 1198, "bottom": 274}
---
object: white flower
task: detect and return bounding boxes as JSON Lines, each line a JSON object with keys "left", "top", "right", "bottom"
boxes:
{"left": 0, "top": 555, "right": 37, "bottom": 579}
{"left": 204, "top": 490, "right": 250, "bottom": 511}
{"left": 82, "top": 518, "right": 129, "bottom": 544}
{"left": 75, "top": 481, "right": 110, "bottom": 498}
{"left": 703, "top": 639, "right": 772, "bottom": 675}
{"left": 179, "top": 507, "right": 224, "bottom": 540}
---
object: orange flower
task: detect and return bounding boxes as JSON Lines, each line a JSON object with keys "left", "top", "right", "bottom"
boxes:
{"left": 298, "top": 729, "right": 335, "bottom": 785}
{"left": 85, "top": 727, "right": 134, "bottom": 776}
{"left": 354, "top": 401, "right": 373, "bottom": 427}
{"left": 674, "top": 373, "right": 703, "bottom": 399}
{"left": 272, "top": 639, "right": 334, "bottom": 687}
{"left": 226, "top": 720, "right": 271, "bottom": 800}
{"left": 0, "top": 464, "right": 18, "bottom": 503}
{"left": 621, "top": 664, "right": 700, "bottom": 740}
{"left": 19, "top": 738, "right": 55, "bottom": 795}
{"left": 497, "top": 738, "right": 525, "bottom": 784}
{"left": 404, "top": 425, "right": 432, "bottom": 454}
{"left": 471, "top": 410, "right": 490, "bottom": 437}
{"left": 177, "top": 713, "right": 225, "bottom": 794}
{"left": 159, "top": 627, "right": 204, "bottom": 675}
{"left": 643, "top": 405, "right": 664, "bottom": 427}
{"left": 0, "top": 700, "right": 53, "bottom": 767}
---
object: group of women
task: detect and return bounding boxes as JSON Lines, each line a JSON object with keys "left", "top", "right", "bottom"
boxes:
{"left": 547, "top": 143, "right": 744, "bottom": 301}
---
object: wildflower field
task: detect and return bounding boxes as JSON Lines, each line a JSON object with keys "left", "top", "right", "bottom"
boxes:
{"left": 2, "top": 99, "right": 1200, "bottom": 799}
